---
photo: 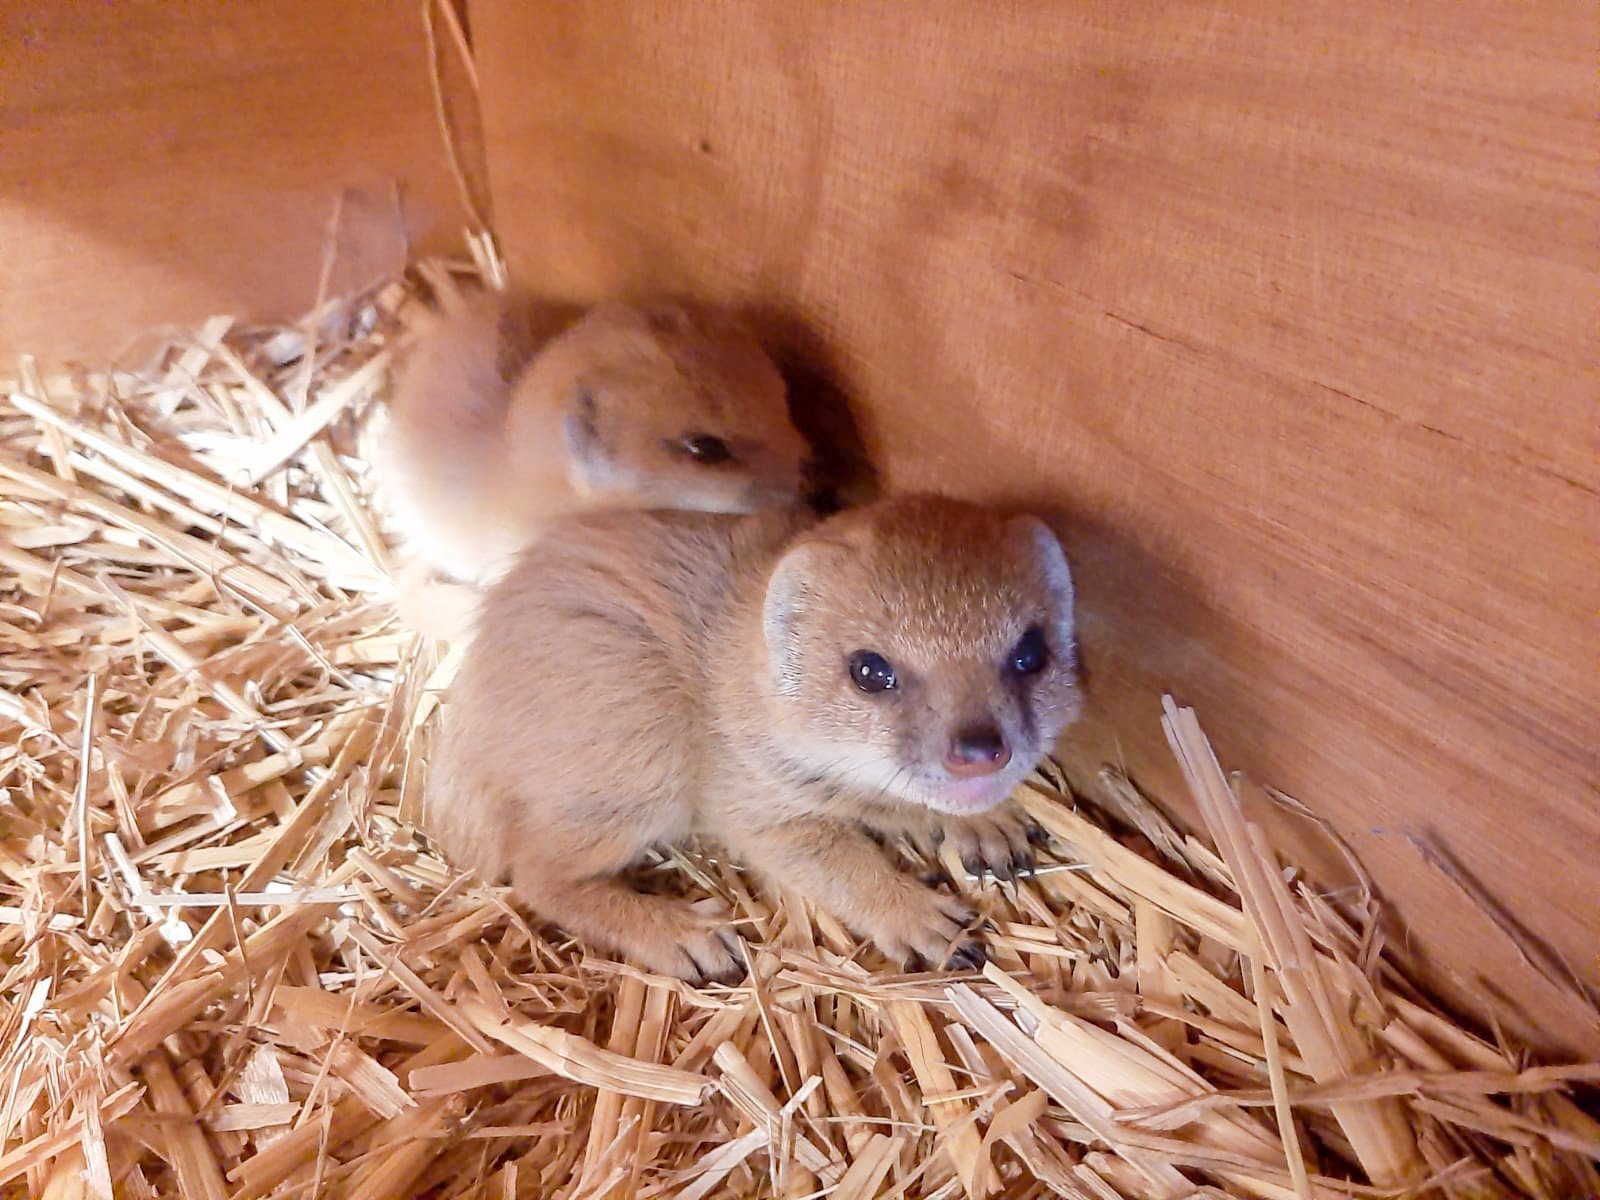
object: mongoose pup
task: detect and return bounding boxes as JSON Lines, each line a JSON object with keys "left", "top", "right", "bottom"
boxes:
{"left": 380, "top": 290, "right": 813, "bottom": 586}
{"left": 427, "top": 495, "right": 1083, "bottom": 981}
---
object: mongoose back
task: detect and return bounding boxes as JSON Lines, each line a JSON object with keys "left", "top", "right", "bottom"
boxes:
{"left": 428, "top": 494, "right": 1083, "bottom": 981}
{"left": 380, "top": 290, "right": 812, "bottom": 585}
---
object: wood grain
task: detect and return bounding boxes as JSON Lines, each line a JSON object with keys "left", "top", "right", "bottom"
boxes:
{"left": 471, "top": 1, "right": 1600, "bottom": 1054}
{"left": 0, "top": 0, "right": 486, "bottom": 367}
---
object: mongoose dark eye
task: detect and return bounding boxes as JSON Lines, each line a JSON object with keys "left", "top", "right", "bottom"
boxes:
{"left": 1009, "top": 626, "right": 1049, "bottom": 676}
{"left": 680, "top": 433, "right": 733, "bottom": 465}
{"left": 848, "top": 650, "right": 897, "bottom": 694}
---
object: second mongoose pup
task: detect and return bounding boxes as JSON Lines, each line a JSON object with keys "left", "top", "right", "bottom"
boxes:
{"left": 380, "top": 290, "right": 813, "bottom": 586}
{"left": 427, "top": 495, "right": 1083, "bottom": 981}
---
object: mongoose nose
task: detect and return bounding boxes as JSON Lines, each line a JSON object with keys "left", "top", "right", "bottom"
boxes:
{"left": 943, "top": 725, "right": 1012, "bottom": 777}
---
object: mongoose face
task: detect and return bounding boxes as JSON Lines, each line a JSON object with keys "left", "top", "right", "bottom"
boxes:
{"left": 761, "top": 496, "right": 1082, "bottom": 816}
{"left": 521, "top": 300, "right": 813, "bottom": 517}
{"left": 380, "top": 292, "right": 814, "bottom": 587}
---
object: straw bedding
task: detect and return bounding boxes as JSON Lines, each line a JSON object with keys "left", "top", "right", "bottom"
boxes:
{"left": 1, "top": 245, "right": 1596, "bottom": 1200}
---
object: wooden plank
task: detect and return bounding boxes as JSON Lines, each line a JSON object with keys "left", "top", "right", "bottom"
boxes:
{"left": 0, "top": 0, "right": 486, "bottom": 366}
{"left": 472, "top": 0, "right": 1600, "bottom": 1056}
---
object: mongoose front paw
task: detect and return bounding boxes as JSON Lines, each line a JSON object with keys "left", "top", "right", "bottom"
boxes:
{"left": 667, "top": 927, "right": 746, "bottom": 985}
{"left": 867, "top": 883, "right": 985, "bottom": 972}
{"left": 934, "top": 802, "right": 1047, "bottom": 881}
{"left": 620, "top": 905, "right": 746, "bottom": 985}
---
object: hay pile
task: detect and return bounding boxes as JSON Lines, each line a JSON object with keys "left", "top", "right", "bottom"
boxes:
{"left": 1, "top": 247, "right": 1596, "bottom": 1200}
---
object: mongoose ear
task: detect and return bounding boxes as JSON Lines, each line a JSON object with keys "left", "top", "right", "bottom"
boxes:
{"left": 561, "top": 383, "right": 619, "bottom": 493}
{"left": 1010, "top": 514, "right": 1075, "bottom": 640}
{"left": 762, "top": 543, "right": 820, "bottom": 697}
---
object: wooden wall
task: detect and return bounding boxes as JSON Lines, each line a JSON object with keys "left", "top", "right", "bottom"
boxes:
{"left": 470, "top": 2, "right": 1600, "bottom": 1054}
{"left": 0, "top": 1, "right": 486, "bottom": 367}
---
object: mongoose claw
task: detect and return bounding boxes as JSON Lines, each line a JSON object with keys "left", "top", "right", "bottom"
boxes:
{"left": 938, "top": 801, "right": 1040, "bottom": 881}
{"left": 944, "top": 939, "right": 988, "bottom": 971}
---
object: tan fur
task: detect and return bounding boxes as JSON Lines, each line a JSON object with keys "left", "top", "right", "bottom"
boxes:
{"left": 392, "top": 559, "right": 480, "bottom": 646}
{"left": 428, "top": 495, "right": 1083, "bottom": 981}
{"left": 380, "top": 291, "right": 811, "bottom": 585}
